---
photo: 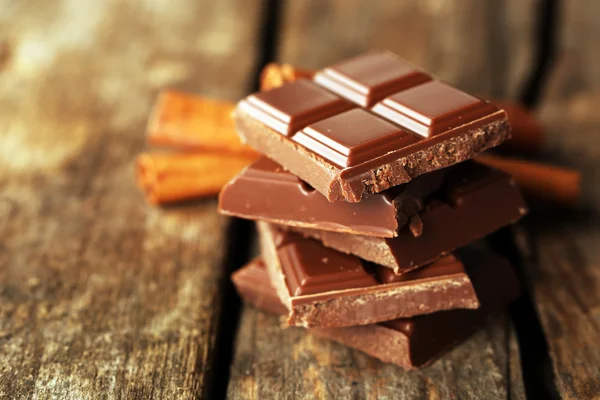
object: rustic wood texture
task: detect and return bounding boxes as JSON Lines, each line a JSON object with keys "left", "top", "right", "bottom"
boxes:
{"left": 523, "top": 31, "right": 600, "bottom": 400}
{"left": 3, "top": 0, "right": 600, "bottom": 398}
{"left": 515, "top": 1, "right": 600, "bottom": 398}
{"left": 515, "top": 215, "right": 600, "bottom": 400}
{"left": 277, "top": 0, "right": 535, "bottom": 99}
{"left": 227, "top": 309, "right": 524, "bottom": 400}
{"left": 537, "top": 1, "right": 600, "bottom": 161}
{"left": 0, "top": 1, "right": 262, "bottom": 399}
{"left": 225, "top": 1, "right": 532, "bottom": 398}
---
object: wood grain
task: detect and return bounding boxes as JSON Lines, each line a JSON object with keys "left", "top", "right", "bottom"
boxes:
{"left": 0, "top": 1, "right": 262, "bottom": 398}
{"left": 522, "top": 66, "right": 600, "bottom": 400}
{"left": 515, "top": 216, "right": 600, "bottom": 400}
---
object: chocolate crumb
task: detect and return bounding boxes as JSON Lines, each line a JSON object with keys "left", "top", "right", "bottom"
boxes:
{"left": 409, "top": 214, "right": 424, "bottom": 238}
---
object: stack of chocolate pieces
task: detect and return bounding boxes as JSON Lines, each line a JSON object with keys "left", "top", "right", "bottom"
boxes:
{"left": 218, "top": 52, "right": 527, "bottom": 369}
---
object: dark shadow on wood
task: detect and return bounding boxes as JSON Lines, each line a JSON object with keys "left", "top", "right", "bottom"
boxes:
{"left": 250, "top": 0, "right": 284, "bottom": 91}
{"left": 519, "top": 0, "right": 559, "bottom": 108}
{"left": 207, "top": 218, "right": 255, "bottom": 400}
{"left": 489, "top": 227, "right": 560, "bottom": 400}
{"left": 494, "top": 0, "right": 564, "bottom": 396}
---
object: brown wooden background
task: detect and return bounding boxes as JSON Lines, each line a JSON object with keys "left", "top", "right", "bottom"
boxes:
{"left": 0, "top": 1, "right": 599, "bottom": 399}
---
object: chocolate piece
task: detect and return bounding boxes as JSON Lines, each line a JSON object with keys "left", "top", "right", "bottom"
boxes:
{"left": 218, "top": 157, "right": 445, "bottom": 238}
{"left": 292, "top": 162, "right": 527, "bottom": 274}
{"left": 408, "top": 215, "right": 423, "bottom": 238}
{"left": 232, "top": 253, "right": 520, "bottom": 369}
{"left": 257, "top": 222, "right": 479, "bottom": 328}
{"left": 231, "top": 258, "right": 289, "bottom": 316}
{"left": 235, "top": 52, "right": 510, "bottom": 202}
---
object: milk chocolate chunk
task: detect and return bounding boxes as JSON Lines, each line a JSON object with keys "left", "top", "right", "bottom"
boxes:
{"left": 231, "top": 258, "right": 289, "bottom": 316}
{"left": 257, "top": 222, "right": 479, "bottom": 328}
{"left": 232, "top": 252, "right": 520, "bottom": 369}
{"left": 218, "top": 157, "right": 445, "bottom": 238}
{"left": 292, "top": 162, "right": 527, "bottom": 274}
{"left": 235, "top": 51, "right": 510, "bottom": 202}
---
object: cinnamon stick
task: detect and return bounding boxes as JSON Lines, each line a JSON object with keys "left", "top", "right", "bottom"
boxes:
{"left": 260, "top": 63, "right": 314, "bottom": 91}
{"left": 476, "top": 154, "right": 581, "bottom": 207}
{"left": 136, "top": 152, "right": 255, "bottom": 204}
{"left": 147, "top": 91, "right": 256, "bottom": 156}
{"left": 492, "top": 101, "right": 544, "bottom": 154}
{"left": 259, "top": 63, "right": 545, "bottom": 154}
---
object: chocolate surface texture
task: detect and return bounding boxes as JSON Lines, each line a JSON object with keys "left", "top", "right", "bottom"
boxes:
{"left": 220, "top": 159, "right": 527, "bottom": 258}
{"left": 235, "top": 52, "right": 510, "bottom": 202}
{"left": 232, "top": 252, "right": 519, "bottom": 369}
{"left": 257, "top": 222, "right": 480, "bottom": 328}
{"left": 290, "top": 162, "right": 528, "bottom": 273}
{"left": 219, "top": 156, "right": 445, "bottom": 237}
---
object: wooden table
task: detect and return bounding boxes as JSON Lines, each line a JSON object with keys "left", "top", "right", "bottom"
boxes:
{"left": 1, "top": 1, "right": 598, "bottom": 399}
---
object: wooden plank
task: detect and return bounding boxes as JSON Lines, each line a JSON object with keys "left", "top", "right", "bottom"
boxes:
{"left": 515, "top": 216, "right": 600, "bottom": 400}
{"left": 0, "top": 1, "right": 262, "bottom": 399}
{"left": 515, "top": 1, "right": 600, "bottom": 397}
{"left": 226, "top": 1, "right": 530, "bottom": 398}
{"left": 522, "top": 54, "right": 600, "bottom": 400}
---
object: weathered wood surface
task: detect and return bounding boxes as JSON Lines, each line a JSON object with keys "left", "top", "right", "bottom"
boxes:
{"left": 516, "top": 1, "right": 600, "bottom": 399}
{"left": 0, "top": 1, "right": 262, "bottom": 399}
{"left": 522, "top": 12, "right": 600, "bottom": 395}
{"left": 537, "top": 1, "right": 600, "bottom": 161}
{"left": 277, "top": 0, "right": 535, "bottom": 99}
{"left": 3, "top": 0, "right": 600, "bottom": 398}
{"left": 515, "top": 214, "right": 600, "bottom": 400}
{"left": 226, "top": 1, "right": 532, "bottom": 398}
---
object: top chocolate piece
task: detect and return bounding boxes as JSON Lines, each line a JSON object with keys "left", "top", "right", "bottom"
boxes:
{"left": 235, "top": 52, "right": 510, "bottom": 202}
